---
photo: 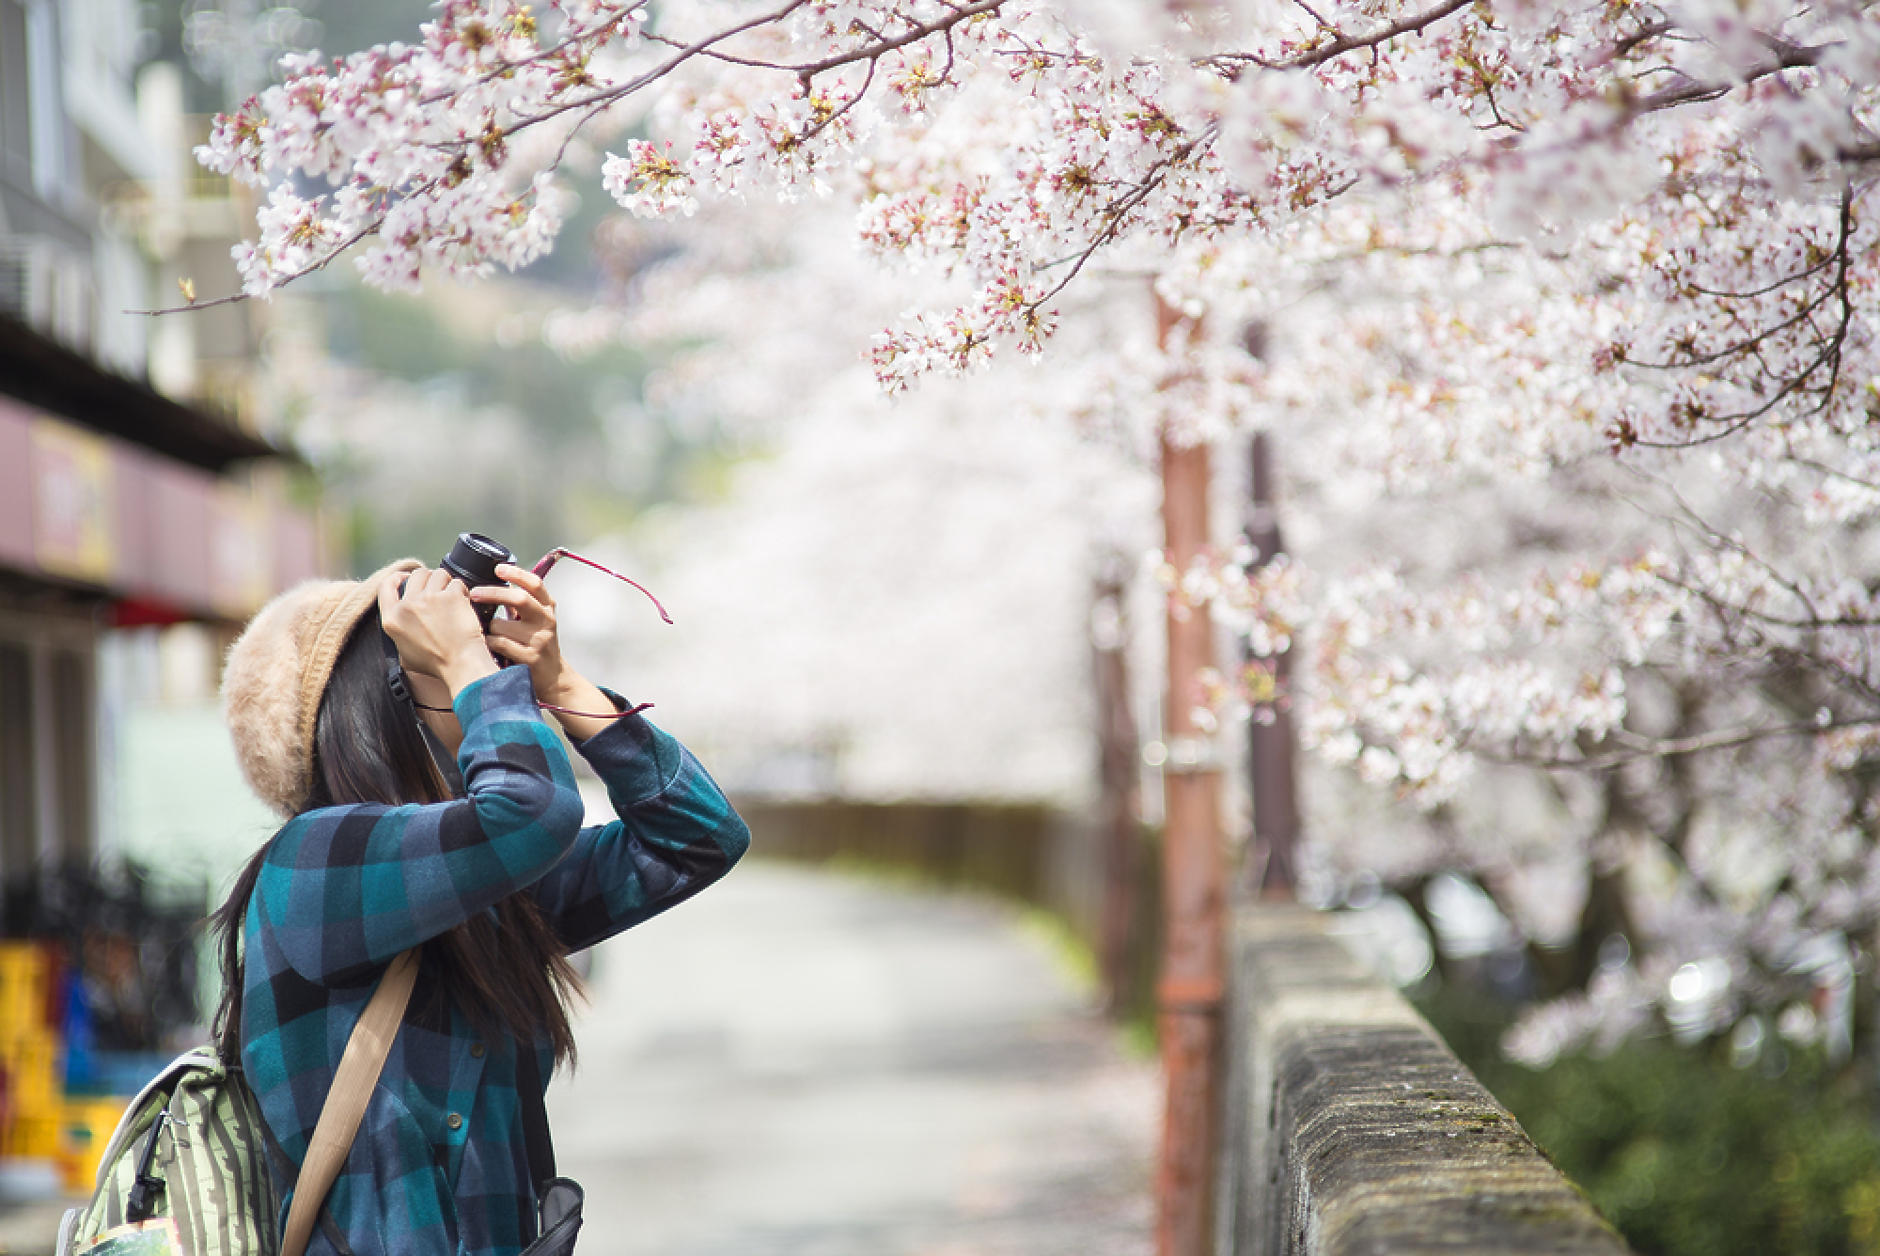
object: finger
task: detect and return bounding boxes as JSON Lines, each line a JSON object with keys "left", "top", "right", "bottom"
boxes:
{"left": 377, "top": 572, "right": 408, "bottom": 622}
{"left": 485, "top": 632, "right": 526, "bottom": 664}
{"left": 408, "top": 565, "right": 448, "bottom": 600}
{"left": 469, "top": 584, "right": 543, "bottom": 616}
{"left": 494, "top": 563, "right": 553, "bottom": 606}
{"left": 485, "top": 616, "right": 533, "bottom": 647}
{"left": 469, "top": 593, "right": 533, "bottom": 631}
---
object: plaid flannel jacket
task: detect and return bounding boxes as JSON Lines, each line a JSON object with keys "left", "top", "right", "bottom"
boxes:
{"left": 239, "top": 666, "right": 749, "bottom": 1256}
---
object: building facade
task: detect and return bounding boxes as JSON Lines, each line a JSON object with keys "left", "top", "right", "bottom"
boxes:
{"left": 0, "top": 0, "right": 319, "bottom": 886}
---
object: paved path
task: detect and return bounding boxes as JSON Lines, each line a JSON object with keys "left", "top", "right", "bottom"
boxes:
{"left": 547, "top": 861, "right": 1159, "bottom": 1256}
{"left": 0, "top": 861, "right": 1157, "bottom": 1254}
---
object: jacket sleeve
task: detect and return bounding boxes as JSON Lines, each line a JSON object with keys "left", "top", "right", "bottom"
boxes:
{"left": 252, "top": 666, "right": 588, "bottom": 985}
{"left": 528, "top": 708, "right": 750, "bottom": 953}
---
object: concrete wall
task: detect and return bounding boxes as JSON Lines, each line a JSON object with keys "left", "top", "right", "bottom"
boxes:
{"left": 1220, "top": 907, "right": 1632, "bottom": 1256}
{"left": 737, "top": 800, "right": 1067, "bottom": 901}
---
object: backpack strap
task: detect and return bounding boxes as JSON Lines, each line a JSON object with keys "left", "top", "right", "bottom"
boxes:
{"left": 280, "top": 948, "right": 420, "bottom": 1256}
{"left": 516, "top": 1040, "right": 555, "bottom": 1187}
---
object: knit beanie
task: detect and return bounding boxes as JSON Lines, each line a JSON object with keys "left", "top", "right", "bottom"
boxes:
{"left": 222, "top": 558, "right": 422, "bottom": 817}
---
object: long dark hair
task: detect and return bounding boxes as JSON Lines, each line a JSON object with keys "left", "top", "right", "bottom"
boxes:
{"left": 211, "top": 610, "right": 583, "bottom": 1065}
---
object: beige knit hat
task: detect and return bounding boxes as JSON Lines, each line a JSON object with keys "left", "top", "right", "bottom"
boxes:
{"left": 222, "top": 558, "right": 422, "bottom": 817}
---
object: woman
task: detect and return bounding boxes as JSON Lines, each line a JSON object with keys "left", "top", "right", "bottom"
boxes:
{"left": 212, "top": 558, "right": 749, "bottom": 1256}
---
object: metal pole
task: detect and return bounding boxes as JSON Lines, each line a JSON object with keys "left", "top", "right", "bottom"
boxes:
{"left": 1244, "top": 432, "right": 1300, "bottom": 899}
{"left": 1092, "top": 561, "right": 1142, "bottom": 1016}
{"left": 1155, "top": 298, "right": 1224, "bottom": 1256}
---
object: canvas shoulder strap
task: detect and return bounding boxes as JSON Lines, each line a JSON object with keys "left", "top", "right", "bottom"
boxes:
{"left": 279, "top": 948, "right": 420, "bottom": 1256}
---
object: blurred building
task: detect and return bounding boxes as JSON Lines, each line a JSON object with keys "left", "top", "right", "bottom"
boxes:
{"left": 0, "top": 0, "right": 320, "bottom": 888}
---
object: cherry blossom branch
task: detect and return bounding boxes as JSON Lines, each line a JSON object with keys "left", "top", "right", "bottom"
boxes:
{"left": 1485, "top": 716, "right": 1880, "bottom": 772}
{"left": 1620, "top": 281, "right": 1841, "bottom": 371}
{"left": 1200, "top": 0, "right": 1474, "bottom": 72}
{"left": 1608, "top": 20, "right": 1676, "bottom": 59}
{"left": 1637, "top": 524, "right": 1880, "bottom": 712}
{"left": 137, "top": 210, "right": 401, "bottom": 316}
{"left": 1684, "top": 254, "right": 1838, "bottom": 302}
{"left": 1785, "top": 455, "right": 1880, "bottom": 496}
{"left": 413, "top": 12, "right": 628, "bottom": 110}
{"left": 1771, "top": 643, "right": 1880, "bottom": 715}
{"left": 790, "top": 0, "right": 1002, "bottom": 79}
{"left": 635, "top": 0, "right": 998, "bottom": 82}
{"left": 152, "top": 0, "right": 1023, "bottom": 313}
{"left": 483, "top": 1, "right": 815, "bottom": 124}
{"left": 1629, "top": 36, "right": 1829, "bottom": 115}
{"left": 1648, "top": 484, "right": 1828, "bottom": 625}
{"left": 799, "top": 60, "right": 880, "bottom": 144}
{"left": 1625, "top": 188, "right": 1857, "bottom": 448}
{"left": 1022, "top": 133, "right": 1217, "bottom": 313}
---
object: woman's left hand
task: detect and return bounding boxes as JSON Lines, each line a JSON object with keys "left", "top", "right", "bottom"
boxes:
{"left": 473, "top": 565, "right": 620, "bottom": 739}
{"left": 472, "top": 564, "right": 569, "bottom": 697}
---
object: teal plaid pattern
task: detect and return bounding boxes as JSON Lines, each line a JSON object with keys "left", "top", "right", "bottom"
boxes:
{"left": 239, "top": 666, "right": 748, "bottom": 1256}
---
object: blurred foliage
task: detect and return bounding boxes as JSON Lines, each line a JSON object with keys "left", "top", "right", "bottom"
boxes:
{"left": 1423, "top": 984, "right": 1880, "bottom": 1256}
{"left": 313, "top": 281, "right": 677, "bottom": 572}
{"left": 302, "top": 0, "right": 436, "bottom": 58}
{"left": 141, "top": 1, "right": 730, "bottom": 573}
{"left": 323, "top": 286, "right": 617, "bottom": 425}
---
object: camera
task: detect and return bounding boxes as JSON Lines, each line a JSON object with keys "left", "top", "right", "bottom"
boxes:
{"left": 441, "top": 532, "right": 515, "bottom": 632}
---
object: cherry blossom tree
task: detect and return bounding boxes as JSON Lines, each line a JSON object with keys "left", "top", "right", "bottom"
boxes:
{"left": 532, "top": 191, "right": 1159, "bottom": 806}
{"left": 190, "top": 0, "right": 1880, "bottom": 1063}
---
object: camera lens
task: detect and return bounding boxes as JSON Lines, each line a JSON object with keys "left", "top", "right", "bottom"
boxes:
{"left": 442, "top": 533, "right": 515, "bottom": 589}
{"left": 441, "top": 533, "right": 515, "bottom": 632}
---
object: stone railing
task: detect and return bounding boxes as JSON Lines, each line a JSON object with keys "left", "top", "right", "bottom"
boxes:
{"left": 1219, "top": 906, "right": 1633, "bottom": 1256}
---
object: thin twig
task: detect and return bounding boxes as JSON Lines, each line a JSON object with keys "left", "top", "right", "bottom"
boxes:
{"left": 1484, "top": 716, "right": 1880, "bottom": 772}
{"left": 1020, "top": 123, "right": 1223, "bottom": 314}
{"left": 135, "top": 209, "right": 400, "bottom": 316}
{"left": 1630, "top": 37, "right": 1827, "bottom": 115}
{"left": 1202, "top": 0, "right": 1474, "bottom": 73}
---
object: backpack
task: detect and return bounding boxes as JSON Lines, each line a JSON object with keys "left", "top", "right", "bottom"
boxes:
{"left": 56, "top": 1047, "right": 282, "bottom": 1256}
{"left": 57, "top": 948, "right": 417, "bottom": 1256}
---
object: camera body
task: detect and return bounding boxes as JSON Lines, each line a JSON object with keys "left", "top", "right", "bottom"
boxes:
{"left": 440, "top": 532, "right": 515, "bottom": 632}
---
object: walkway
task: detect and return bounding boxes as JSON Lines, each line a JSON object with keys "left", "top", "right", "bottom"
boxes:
{"left": 547, "top": 861, "right": 1159, "bottom": 1256}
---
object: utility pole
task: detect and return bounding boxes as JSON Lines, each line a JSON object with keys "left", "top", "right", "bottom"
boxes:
{"left": 1243, "top": 432, "right": 1300, "bottom": 899}
{"left": 1154, "top": 297, "right": 1224, "bottom": 1256}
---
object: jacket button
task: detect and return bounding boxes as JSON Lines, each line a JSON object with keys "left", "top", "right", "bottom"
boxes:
{"left": 446, "top": 1113, "right": 464, "bottom": 1131}
{"left": 470, "top": 1043, "right": 485, "bottom": 1058}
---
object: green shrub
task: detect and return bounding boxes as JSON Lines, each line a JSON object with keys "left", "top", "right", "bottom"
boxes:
{"left": 1421, "top": 987, "right": 1880, "bottom": 1256}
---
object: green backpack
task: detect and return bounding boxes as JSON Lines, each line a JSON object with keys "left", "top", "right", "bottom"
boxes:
{"left": 57, "top": 1047, "right": 282, "bottom": 1256}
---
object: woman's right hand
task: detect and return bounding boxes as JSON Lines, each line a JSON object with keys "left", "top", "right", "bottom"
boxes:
{"left": 378, "top": 566, "right": 498, "bottom": 695}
